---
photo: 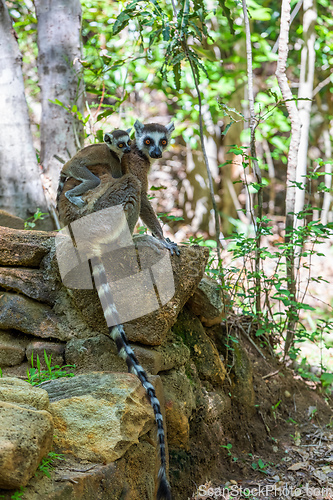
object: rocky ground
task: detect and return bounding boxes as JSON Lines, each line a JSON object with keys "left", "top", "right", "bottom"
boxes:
{"left": 0, "top": 220, "right": 333, "bottom": 500}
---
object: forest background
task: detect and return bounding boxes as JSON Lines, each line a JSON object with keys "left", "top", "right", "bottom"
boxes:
{"left": 0, "top": 0, "right": 333, "bottom": 385}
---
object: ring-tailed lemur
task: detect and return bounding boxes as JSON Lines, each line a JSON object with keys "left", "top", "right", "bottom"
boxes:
{"left": 56, "top": 129, "right": 132, "bottom": 208}
{"left": 122, "top": 121, "right": 179, "bottom": 256}
{"left": 56, "top": 121, "right": 179, "bottom": 500}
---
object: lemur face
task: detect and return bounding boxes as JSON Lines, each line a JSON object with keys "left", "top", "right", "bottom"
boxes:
{"left": 134, "top": 120, "right": 174, "bottom": 159}
{"left": 104, "top": 129, "right": 132, "bottom": 157}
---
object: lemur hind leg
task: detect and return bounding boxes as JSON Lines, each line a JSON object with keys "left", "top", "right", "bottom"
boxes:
{"left": 64, "top": 167, "right": 101, "bottom": 208}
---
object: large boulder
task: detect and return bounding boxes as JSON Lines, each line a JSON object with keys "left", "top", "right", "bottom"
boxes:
{"left": 172, "top": 308, "right": 226, "bottom": 386}
{"left": 0, "top": 401, "right": 53, "bottom": 489}
{"left": 0, "top": 330, "right": 29, "bottom": 367}
{"left": 41, "top": 372, "right": 163, "bottom": 464}
{"left": 69, "top": 245, "right": 209, "bottom": 345}
{"left": 0, "top": 210, "right": 24, "bottom": 230}
{"left": 187, "top": 275, "right": 230, "bottom": 326}
{"left": 0, "top": 377, "right": 49, "bottom": 410}
{"left": 65, "top": 330, "right": 190, "bottom": 376}
{"left": 0, "top": 267, "right": 57, "bottom": 305}
{"left": 0, "top": 293, "right": 75, "bottom": 342}
{"left": 0, "top": 226, "right": 54, "bottom": 267}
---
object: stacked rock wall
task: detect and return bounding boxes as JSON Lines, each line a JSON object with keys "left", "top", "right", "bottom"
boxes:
{"left": 1, "top": 226, "right": 237, "bottom": 499}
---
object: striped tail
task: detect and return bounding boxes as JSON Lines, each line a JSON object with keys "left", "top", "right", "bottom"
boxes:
{"left": 90, "top": 255, "right": 171, "bottom": 500}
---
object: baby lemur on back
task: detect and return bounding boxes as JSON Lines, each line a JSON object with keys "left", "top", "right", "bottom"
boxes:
{"left": 56, "top": 129, "right": 132, "bottom": 208}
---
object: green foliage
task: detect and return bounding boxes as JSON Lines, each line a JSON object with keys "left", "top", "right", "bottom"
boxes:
{"left": 37, "top": 451, "right": 65, "bottom": 478}
{"left": 26, "top": 351, "right": 75, "bottom": 386}
{"left": 321, "top": 372, "right": 333, "bottom": 388}
{"left": 251, "top": 458, "right": 268, "bottom": 472}
{"left": 12, "top": 0, "right": 333, "bottom": 377}
{"left": 0, "top": 487, "right": 26, "bottom": 500}
{"left": 202, "top": 136, "right": 333, "bottom": 367}
{"left": 157, "top": 212, "right": 184, "bottom": 223}
{"left": 24, "top": 208, "right": 49, "bottom": 229}
{"left": 220, "top": 442, "right": 233, "bottom": 456}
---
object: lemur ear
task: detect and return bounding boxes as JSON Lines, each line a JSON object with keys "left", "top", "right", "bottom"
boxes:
{"left": 104, "top": 133, "right": 113, "bottom": 144}
{"left": 134, "top": 120, "right": 145, "bottom": 136}
{"left": 126, "top": 128, "right": 132, "bottom": 135}
{"left": 165, "top": 122, "right": 175, "bottom": 135}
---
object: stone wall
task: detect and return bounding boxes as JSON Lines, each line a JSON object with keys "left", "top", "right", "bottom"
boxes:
{"left": 0, "top": 226, "right": 243, "bottom": 499}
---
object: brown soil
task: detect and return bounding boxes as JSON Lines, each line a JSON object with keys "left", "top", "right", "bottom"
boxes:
{"left": 170, "top": 317, "right": 333, "bottom": 500}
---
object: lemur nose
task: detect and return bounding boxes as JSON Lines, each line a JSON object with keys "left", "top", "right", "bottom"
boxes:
{"left": 151, "top": 150, "right": 162, "bottom": 159}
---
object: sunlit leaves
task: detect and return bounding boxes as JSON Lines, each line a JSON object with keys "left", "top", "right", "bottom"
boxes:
{"left": 246, "top": 0, "right": 272, "bottom": 21}
{"left": 113, "top": 11, "right": 131, "bottom": 35}
{"left": 217, "top": 0, "right": 235, "bottom": 34}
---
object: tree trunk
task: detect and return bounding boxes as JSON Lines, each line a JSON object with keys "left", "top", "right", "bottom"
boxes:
{"left": 275, "top": 0, "right": 301, "bottom": 357}
{"left": 35, "top": 0, "right": 84, "bottom": 204}
{"left": 182, "top": 139, "right": 213, "bottom": 233}
{"left": 294, "top": 0, "right": 317, "bottom": 221}
{"left": 0, "top": 1, "right": 47, "bottom": 220}
{"left": 321, "top": 129, "right": 332, "bottom": 224}
{"left": 219, "top": 39, "right": 247, "bottom": 234}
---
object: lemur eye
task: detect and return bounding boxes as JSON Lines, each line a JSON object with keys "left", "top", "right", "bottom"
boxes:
{"left": 145, "top": 139, "right": 151, "bottom": 145}
{"left": 128, "top": 140, "right": 132, "bottom": 145}
{"left": 161, "top": 139, "right": 167, "bottom": 146}
{"left": 118, "top": 143, "right": 124, "bottom": 148}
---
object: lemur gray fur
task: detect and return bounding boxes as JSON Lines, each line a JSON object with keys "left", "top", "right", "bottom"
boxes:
{"left": 56, "top": 123, "right": 177, "bottom": 499}
{"left": 122, "top": 120, "right": 179, "bottom": 256}
{"left": 56, "top": 129, "right": 132, "bottom": 208}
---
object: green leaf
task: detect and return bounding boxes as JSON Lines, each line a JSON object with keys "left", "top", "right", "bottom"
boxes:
{"left": 96, "top": 130, "right": 104, "bottom": 142}
{"left": 321, "top": 372, "right": 333, "bottom": 387}
{"left": 217, "top": 0, "right": 235, "bottom": 34}
{"left": 173, "top": 62, "right": 181, "bottom": 90}
{"left": 150, "top": 28, "right": 162, "bottom": 46}
{"left": 191, "top": 45, "right": 216, "bottom": 62}
{"left": 96, "top": 108, "right": 115, "bottom": 121}
{"left": 113, "top": 12, "right": 130, "bottom": 35}
{"left": 297, "top": 303, "right": 315, "bottom": 311}
{"left": 49, "top": 98, "right": 65, "bottom": 108}
{"left": 221, "top": 121, "right": 235, "bottom": 137}
{"left": 162, "top": 25, "right": 170, "bottom": 41}
{"left": 247, "top": 0, "right": 272, "bottom": 21}
{"left": 228, "top": 147, "right": 243, "bottom": 156}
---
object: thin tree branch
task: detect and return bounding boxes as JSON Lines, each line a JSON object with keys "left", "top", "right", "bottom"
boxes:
{"left": 275, "top": 0, "right": 301, "bottom": 357}
{"left": 313, "top": 73, "right": 333, "bottom": 97}
{"left": 171, "top": 0, "right": 177, "bottom": 17}
{"left": 242, "top": 0, "right": 262, "bottom": 315}
{"left": 272, "top": 0, "right": 304, "bottom": 54}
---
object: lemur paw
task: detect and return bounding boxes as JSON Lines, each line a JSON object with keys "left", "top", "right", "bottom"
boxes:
{"left": 65, "top": 193, "right": 86, "bottom": 208}
{"left": 161, "top": 237, "right": 180, "bottom": 256}
{"left": 133, "top": 235, "right": 164, "bottom": 255}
